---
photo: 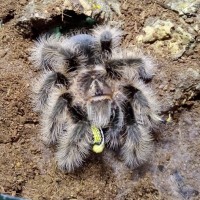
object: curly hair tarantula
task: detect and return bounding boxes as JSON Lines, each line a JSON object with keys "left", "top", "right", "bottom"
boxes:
{"left": 30, "top": 25, "right": 163, "bottom": 172}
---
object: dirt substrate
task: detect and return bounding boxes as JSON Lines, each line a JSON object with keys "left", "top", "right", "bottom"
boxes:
{"left": 0, "top": 0, "right": 200, "bottom": 200}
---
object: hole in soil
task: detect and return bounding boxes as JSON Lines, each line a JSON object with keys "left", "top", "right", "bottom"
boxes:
{"left": 192, "top": 92, "right": 200, "bottom": 101}
{"left": 2, "top": 10, "right": 15, "bottom": 24}
{"left": 17, "top": 10, "right": 97, "bottom": 39}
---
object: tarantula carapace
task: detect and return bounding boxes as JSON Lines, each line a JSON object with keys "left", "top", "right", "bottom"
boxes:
{"left": 31, "top": 25, "right": 163, "bottom": 172}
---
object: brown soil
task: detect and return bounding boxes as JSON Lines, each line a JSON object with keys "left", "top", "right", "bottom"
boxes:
{"left": 0, "top": 0, "right": 199, "bottom": 200}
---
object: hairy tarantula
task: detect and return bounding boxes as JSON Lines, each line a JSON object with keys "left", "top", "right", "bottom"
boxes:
{"left": 31, "top": 25, "right": 163, "bottom": 172}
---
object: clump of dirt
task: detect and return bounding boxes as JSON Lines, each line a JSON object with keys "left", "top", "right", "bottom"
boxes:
{"left": 0, "top": 0, "right": 199, "bottom": 200}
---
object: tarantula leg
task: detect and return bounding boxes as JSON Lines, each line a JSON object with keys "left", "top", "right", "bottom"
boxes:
{"left": 33, "top": 71, "right": 68, "bottom": 111}
{"left": 106, "top": 106, "right": 124, "bottom": 149}
{"left": 110, "top": 49, "right": 156, "bottom": 82}
{"left": 59, "top": 41, "right": 87, "bottom": 72}
{"left": 41, "top": 92, "right": 70, "bottom": 145}
{"left": 56, "top": 122, "right": 92, "bottom": 172}
{"left": 116, "top": 93, "right": 147, "bottom": 168}
{"left": 30, "top": 34, "right": 65, "bottom": 70}
{"left": 68, "top": 34, "right": 97, "bottom": 64}
{"left": 121, "top": 124, "right": 153, "bottom": 168}
{"left": 138, "top": 64, "right": 153, "bottom": 83}
{"left": 123, "top": 83, "right": 162, "bottom": 130}
{"left": 41, "top": 89, "right": 88, "bottom": 145}
{"left": 93, "top": 25, "right": 122, "bottom": 54}
{"left": 31, "top": 35, "right": 87, "bottom": 71}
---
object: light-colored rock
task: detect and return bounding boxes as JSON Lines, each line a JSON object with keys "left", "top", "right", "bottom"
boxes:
{"left": 164, "top": 0, "right": 200, "bottom": 16}
{"left": 136, "top": 19, "right": 195, "bottom": 59}
{"left": 168, "top": 26, "right": 194, "bottom": 58}
{"left": 137, "top": 20, "right": 173, "bottom": 43}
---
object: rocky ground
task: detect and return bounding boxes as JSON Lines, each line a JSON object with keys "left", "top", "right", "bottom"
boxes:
{"left": 0, "top": 0, "right": 200, "bottom": 199}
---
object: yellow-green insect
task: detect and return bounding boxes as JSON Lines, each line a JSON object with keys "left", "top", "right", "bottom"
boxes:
{"left": 91, "top": 125, "right": 105, "bottom": 153}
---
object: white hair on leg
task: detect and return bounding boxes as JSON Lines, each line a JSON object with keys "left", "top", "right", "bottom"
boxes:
{"left": 31, "top": 71, "right": 63, "bottom": 112}
{"left": 105, "top": 103, "right": 124, "bottom": 149}
{"left": 56, "top": 122, "right": 92, "bottom": 172}
{"left": 111, "top": 48, "right": 157, "bottom": 81}
{"left": 40, "top": 88, "right": 68, "bottom": 145}
{"left": 121, "top": 125, "right": 154, "bottom": 168}
{"left": 121, "top": 77, "right": 161, "bottom": 130}
{"left": 93, "top": 25, "right": 123, "bottom": 52}
{"left": 30, "top": 34, "right": 66, "bottom": 70}
{"left": 131, "top": 78, "right": 162, "bottom": 129}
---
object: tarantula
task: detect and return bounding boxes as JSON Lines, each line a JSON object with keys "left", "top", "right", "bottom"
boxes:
{"left": 31, "top": 25, "right": 163, "bottom": 172}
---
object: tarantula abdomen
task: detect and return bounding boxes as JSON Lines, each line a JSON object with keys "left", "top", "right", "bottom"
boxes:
{"left": 31, "top": 25, "right": 162, "bottom": 172}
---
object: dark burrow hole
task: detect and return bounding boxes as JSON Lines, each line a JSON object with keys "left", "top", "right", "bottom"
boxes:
{"left": 17, "top": 10, "right": 98, "bottom": 39}
{"left": 192, "top": 92, "right": 200, "bottom": 101}
{"left": 2, "top": 10, "right": 15, "bottom": 24}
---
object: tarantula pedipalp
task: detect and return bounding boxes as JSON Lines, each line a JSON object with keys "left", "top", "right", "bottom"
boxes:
{"left": 31, "top": 25, "right": 163, "bottom": 172}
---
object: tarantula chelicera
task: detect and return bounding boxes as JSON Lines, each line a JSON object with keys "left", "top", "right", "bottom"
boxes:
{"left": 31, "top": 25, "right": 163, "bottom": 172}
